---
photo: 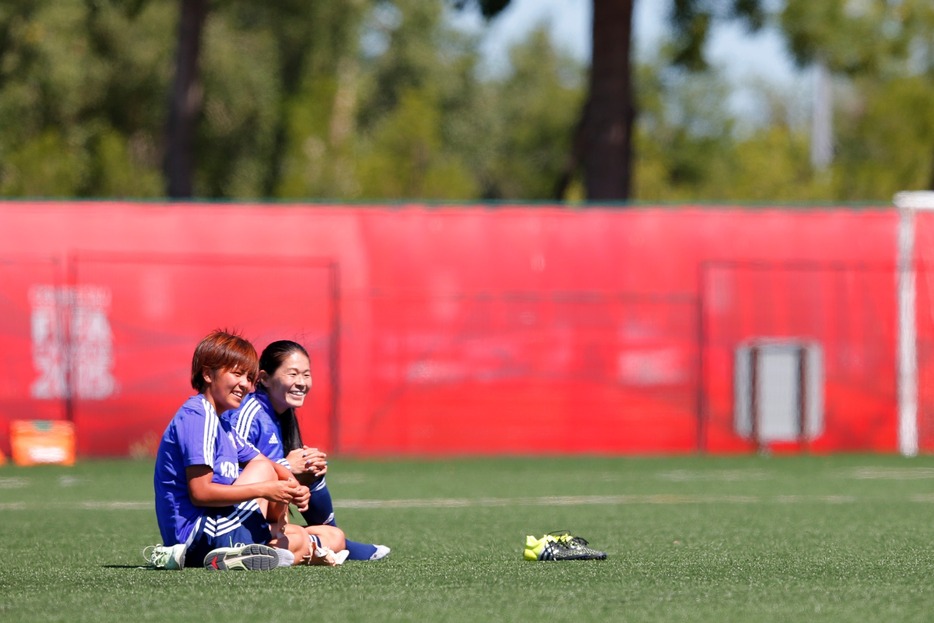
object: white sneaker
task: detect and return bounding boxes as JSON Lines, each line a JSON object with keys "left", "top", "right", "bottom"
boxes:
{"left": 144, "top": 544, "right": 186, "bottom": 570}
{"left": 370, "top": 545, "right": 391, "bottom": 561}
{"left": 203, "top": 544, "right": 279, "bottom": 571}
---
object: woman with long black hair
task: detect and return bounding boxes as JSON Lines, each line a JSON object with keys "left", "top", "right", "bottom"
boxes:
{"left": 226, "top": 339, "right": 390, "bottom": 561}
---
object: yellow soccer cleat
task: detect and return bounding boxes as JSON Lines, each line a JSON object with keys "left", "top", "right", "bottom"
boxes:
{"left": 523, "top": 532, "right": 608, "bottom": 561}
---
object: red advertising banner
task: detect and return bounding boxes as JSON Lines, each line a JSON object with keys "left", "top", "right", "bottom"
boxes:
{"left": 0, "top": 201, "right": 911, "bottom": 457}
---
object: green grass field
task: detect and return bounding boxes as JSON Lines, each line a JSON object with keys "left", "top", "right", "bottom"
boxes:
{"left": 4, "top": 454, "right": 934, "bottom": 621}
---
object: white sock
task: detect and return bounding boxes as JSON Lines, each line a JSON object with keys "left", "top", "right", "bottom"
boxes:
{"left": 274, "top": 547, "right": 295, "bottom": 567}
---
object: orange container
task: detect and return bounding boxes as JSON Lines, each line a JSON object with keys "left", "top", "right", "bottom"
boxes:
{"left": 10, "top": 420, "right": 76, "bottom": 466}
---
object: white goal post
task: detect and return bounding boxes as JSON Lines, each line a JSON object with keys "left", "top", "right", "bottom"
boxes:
{"left": 894, "top": 191, "right": 934, "bottom": 456}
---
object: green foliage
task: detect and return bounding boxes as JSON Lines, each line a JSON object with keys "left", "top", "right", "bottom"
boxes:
{"left": 356, "top": 87, "right": 478, "bottom": 199}
{"left": 635, "top": 59, "right": 835, "bottom": 203}
{"left": 780, "top": 0, "right": 934, "bottom": 76}
{"left": 832, "top": 75, "right": 934, "bottom": 200}
{"left": 90, "top": 127, "right": 163, "bottom": 197}
{"left": 776, "top": 0, "right": 934, "bottom": 199}
{"left": 634, "top": 64, "right": 737, "bottom": 201}
{"left": 732, "top": 127, "right": 828, "bottom": 202}
{"left": 3, "top": 0, "right": 934, "bottom": 203}
{"left": 670, "top": 0, "right": 766, "bottom": 70}
{"left": 632, "top": 0, "right": 934, "bottom": 203}
{"left": 1, "top": 129, "right": 89, "bottom": 196}
{"left": 0, "top": 0, "right": 172, "bottom": 197}
{"left": 273, "top": 0, "right": 584, "bottom": 201}
{"left": 350, "top": 0, "right": 485, "bottom": 200}
{"left": 224, "top": 0, "right": 369, "bottom": 198}
{"left": 274, "top": 70, "right": 357, "bottom": 199}
{"left": 197, "top": 18, "right": 281, "bottom": 199}
{"left": 481, "top": 27, "right": 585, "bottom": 200}
{"left": 0, "top": 0, "right": 586, "bottom": 201}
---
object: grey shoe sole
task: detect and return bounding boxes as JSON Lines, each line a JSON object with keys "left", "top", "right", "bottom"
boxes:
{"left": 203, "top": 544, "right": 279, "bottom": 571}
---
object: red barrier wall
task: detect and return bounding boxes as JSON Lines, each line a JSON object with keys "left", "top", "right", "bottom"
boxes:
{"left": 0, "top": 201, "right": 908, "bottom": 457}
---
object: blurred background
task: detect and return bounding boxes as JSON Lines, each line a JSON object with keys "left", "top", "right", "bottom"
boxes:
{"left": 5, "top": 0, "right": 934, "bottom": 202}
{"left": 2, "top": 0, "right": 934, "bottom": 462}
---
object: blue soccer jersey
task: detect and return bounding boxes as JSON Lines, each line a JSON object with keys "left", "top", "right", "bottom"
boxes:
{"left": 153, "top": 394, "right": 261, "bottom": 546}
{"left": 225, "top": 389, "right": 290, "bottom": 467}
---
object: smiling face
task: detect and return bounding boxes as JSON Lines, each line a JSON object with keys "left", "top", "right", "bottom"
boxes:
{"left": 190, "top": 330, "right": 257, "bottom": 413}
{"left": 203, "top": 365, "right": 253, "bottom": 413}
{"left": 259, "top": 351, "right": 312, "bottom": 414}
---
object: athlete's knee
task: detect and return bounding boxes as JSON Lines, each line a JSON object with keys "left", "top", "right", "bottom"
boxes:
{"left": 236, "top": 458, "right": 276, "bottom": 484}
{"left": 324, "top": 525, "right": 346, "bottom": 551}
{"left": 271, "top": 523, "right": 310, "bottom": 564}
{"left": 308, "top": 524, "right": 345, "bottom": 552}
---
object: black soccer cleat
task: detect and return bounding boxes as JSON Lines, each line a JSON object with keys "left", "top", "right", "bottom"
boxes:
{"left": 524, "top": 531, "right": 607, "bottom": 561}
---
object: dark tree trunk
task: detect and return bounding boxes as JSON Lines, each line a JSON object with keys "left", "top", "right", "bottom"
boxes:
{"left": 164, "top": 0, "right": 208, "bottom": 199}
{"left": 583, "top": 0, "right": 634, "bottom": 202}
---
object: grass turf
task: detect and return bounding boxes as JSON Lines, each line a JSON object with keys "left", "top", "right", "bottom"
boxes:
{"left": 3, "top": 454, "right": 934, "bottom": 621}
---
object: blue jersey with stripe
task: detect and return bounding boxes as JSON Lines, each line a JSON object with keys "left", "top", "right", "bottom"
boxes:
{"left": 224, "top": 389, "right": 291, "bottom": 468}
{"left": 153, "top": 394, "right": 261, "bottom": 546}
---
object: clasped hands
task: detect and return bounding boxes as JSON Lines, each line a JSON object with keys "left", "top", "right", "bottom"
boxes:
{"left": 286, "top": 446, "right": 328, "bottom": 478}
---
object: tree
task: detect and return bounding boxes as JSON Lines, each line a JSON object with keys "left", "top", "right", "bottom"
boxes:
{"left": 0, "top": 0, "right": 170, "bottom": 197}
{"left": 347, "top": 2, "right": 586, "bottom": 201}
{"left": 352, "top": 0, "right": 486, "bottom": 199}
{"left": 579, "top": 0, "right": 634, "bottom": 201}
{"left": 160, "top": 0, "right": 373, "bottom": 199}
{"left": 485, "top": 27, "right": 585, "bottom": 200}
{"left": 226, "top": 0, "right": 369, "bottom": 197}
{"left": 458, "top": 0, "right": 766, "bottom": 203}
{"left": 778, "top": 0, "right": 934, "bottom": 196}
{"left": 164, "top": 0, "right": 207, "bottom": 198}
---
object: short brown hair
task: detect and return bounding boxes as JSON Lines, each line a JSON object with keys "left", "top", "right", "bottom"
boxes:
{"left": 190, "top": 329, "right": 258, "bottom": 392}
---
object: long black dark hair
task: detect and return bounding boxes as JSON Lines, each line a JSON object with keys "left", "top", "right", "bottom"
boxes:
{"left": 258, "top": 340, "right": 310, "bottom": 452}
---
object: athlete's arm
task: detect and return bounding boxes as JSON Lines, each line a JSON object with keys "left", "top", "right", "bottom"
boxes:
{"left": 270, "top": 460, "right": 310, "bottom": 511}
{"left": 185, "top": 462, "right": 304, "bottom": 507}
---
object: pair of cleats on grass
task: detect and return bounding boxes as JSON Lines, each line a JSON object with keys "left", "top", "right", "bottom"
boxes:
{"left": 523, "top": 531, "right": 607, "bottom": 561}
{"left": 147, "top": 541, "right": 388, "bottom": 570}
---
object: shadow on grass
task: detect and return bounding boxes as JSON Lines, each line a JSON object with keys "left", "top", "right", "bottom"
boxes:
{"left": 103, "top": 564, "right": 158, "bottom": 569}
